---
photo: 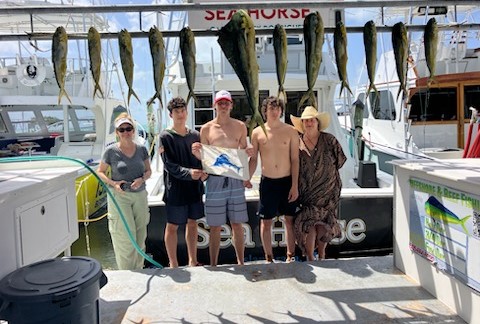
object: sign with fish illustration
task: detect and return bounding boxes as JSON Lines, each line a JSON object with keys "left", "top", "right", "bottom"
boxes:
{"left": 409, "top": 177, "right": 480, "bottom": 293}
{"left": 201, "top": 144, "right": 249, "bottom": 181}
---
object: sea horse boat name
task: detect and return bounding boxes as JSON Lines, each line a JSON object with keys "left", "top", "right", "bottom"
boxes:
{"left": 196, "top": 217, "right": 367, "bottom": 249}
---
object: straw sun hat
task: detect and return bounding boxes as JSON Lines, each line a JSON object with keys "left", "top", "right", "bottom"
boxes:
{"left": 290, "top": 106, "right": 330, "bottom": 134}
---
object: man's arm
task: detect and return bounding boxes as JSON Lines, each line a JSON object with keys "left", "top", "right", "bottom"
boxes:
{"left": 238, "top": 122, "right": 248, "bottom": 149}
{"left": 248, "top": 128, "right": 259, "bottom": 180}
{"left": 288, "top": 127, "right": 300, "bottom": 202}
{"left": 192, "top": 124, "right": 209, "bottom": 160}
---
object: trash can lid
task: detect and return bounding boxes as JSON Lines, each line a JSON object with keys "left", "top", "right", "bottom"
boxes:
{"left": 0, "top": 256, "right": 104, "bottom": 303}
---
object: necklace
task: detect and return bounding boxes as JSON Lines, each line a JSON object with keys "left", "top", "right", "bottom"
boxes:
{"left": 304, "top": 133, "right": 318, "bottom": 151}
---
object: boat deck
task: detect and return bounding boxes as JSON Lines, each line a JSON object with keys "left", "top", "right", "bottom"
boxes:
{"left": 100, "top": 255, "right": 464, "bottom": 323}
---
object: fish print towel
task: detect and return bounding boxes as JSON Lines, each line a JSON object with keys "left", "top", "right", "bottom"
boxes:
{"left": 201, "top": 144, "right": 249, "bottom": 181}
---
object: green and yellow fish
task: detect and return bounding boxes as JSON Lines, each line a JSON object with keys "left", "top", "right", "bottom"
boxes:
{"left": 52, "top": 26, "right": 71, "bottom": 104}
{"left": 425, "top": 196, "right": 471, "bottom": 234}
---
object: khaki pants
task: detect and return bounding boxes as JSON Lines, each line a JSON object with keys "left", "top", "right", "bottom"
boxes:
{"left": 107, "top": 190, "right": 150, "bottom": 270}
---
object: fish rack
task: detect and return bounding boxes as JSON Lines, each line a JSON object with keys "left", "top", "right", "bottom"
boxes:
{"left": 1, "top": 0, "right": 480, "bottom": 40}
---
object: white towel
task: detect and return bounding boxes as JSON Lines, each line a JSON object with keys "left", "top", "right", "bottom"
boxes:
{"left": 201, "top": 144, "right": 249, "bottom": 181}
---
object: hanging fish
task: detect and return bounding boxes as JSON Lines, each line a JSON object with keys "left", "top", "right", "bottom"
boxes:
{"left": 392, "top": 22, "right": 408, "bottom": 100}
{"left": 334, "top": 21, "right": 353, "bottom": 97}
{"left": 298, "top": 12, "right": 324, "bottom": 109}
{"left": 424, "top": 17, "right": 438, "bottom": 86}
{"left": 147, "top": 26, "right": 166, "bottom": 108}
{"left": 363, "top": 20, "right": 378, "bottom": 98}
{"left": 87, "top": 26, "right": 104, "bottom": 99}
{"left": 217, "top": 9, "right": 266, "bottom": 136}
{"left": 273, "top": 24, "right": 288, "bottom": 104}
{"left": 52, "top": 26, "right": 71, "bottom": 104}
{"left": 180, "top": 26, "right": 198, "bottom": 106}
{"left": 118, "top": 29, "right": 140, "bottom": 106}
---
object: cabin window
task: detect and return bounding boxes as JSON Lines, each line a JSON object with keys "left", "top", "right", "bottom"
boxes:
{"left": 464, "top": 85, "right": 480, "bottom": 119}
{"left": 369, "top": 90, "right": 396, "bottom": 120}
{"left": 41, "top": 107, "right": 95, "bottom": 133}
{"left": 7, "top": 110, "right": 41, "bottom": 134}
{"left": 194, "top": 95, "right": 214, "bottom": 131}
{"left": 41, "top": 109, "right": 66, "bottom": 131}
{"left": 409, "top": 88, "right": 457, "bottom": 121}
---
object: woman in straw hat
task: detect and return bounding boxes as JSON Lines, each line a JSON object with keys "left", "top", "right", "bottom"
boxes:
{"left": 290, "top": 106, "right": 346, "bottom": 261}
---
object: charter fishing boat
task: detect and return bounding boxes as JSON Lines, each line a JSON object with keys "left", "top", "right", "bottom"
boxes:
{"left": 0, "top": 0, "right": 134, "bottom": 221}
{"left": 144, "top": 1, "right": 395, "bottom": 266}
{"left": 339, "top": 5, "right": 480, "bottom": 174}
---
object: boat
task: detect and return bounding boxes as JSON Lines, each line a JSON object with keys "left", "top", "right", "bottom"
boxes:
{"left": 0, "top": 0, "right": 141, "bottom": 221}
{"left": 3, "top": 1, "right": 477, "bottom": 268}
{"left": 338, "top": 5, "right": 480, "bottom": 175}
{"left": 144, "top": 0, "right": 395, "bottom": 266}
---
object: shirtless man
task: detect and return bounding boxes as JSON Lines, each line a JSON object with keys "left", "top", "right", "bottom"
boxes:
{"left": 248, "top": 96, "right": 299, "bottom": 262}
{"left": 192, "top": 90, "right": 250, "bottom": 266}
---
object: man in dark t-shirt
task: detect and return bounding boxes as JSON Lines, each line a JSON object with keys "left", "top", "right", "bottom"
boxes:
{"left": 160, "top": 97, "right": 207, "bottom": 267}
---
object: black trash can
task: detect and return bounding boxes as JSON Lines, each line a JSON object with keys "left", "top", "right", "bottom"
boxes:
{"left": 0, "top": 256, "right": 107, "bottom": 324}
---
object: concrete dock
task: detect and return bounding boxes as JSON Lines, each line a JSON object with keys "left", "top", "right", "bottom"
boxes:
{"left": 100, "top": 255, "right": 465, "bottom": 323}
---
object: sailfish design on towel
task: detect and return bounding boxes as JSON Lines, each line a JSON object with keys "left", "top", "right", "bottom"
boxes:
{"left": 213, "top": 154, "right": 242, "bottom": 172}
{"left": 201, "top": 144, "right": 249, "bottom": 181}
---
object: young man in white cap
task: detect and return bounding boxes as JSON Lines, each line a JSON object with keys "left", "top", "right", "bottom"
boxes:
{"left": 248, "top": 96, "right": 299, "bottom": 262}
{"left": 192, "top": 90, "right": 251, "bottom": 266}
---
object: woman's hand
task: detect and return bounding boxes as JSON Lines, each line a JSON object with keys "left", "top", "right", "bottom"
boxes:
{"left": 130, "top": 177, "right": 145, "bottom": 190}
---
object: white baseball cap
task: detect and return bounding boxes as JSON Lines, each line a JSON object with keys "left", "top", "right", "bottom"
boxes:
{"left": 115, "top": 118, "right": 134, "bottom": 128}
{"left": 214, "top": 90, "right": 232, "bottom": 104}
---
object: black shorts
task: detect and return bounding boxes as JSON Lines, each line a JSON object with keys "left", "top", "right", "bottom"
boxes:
{"left": 165, "top": 201, "right": 204, "bottom": 225}
{"left": 258, "top": 175, "right": 297, "bottom": 220}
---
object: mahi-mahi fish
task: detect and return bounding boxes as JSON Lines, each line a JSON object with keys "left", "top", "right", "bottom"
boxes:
{"left": 334, "top": 21, "right": 353, "bottom": 97}
{"left": 392, "top": 22, "right": 408, "bottom": 100}
{"left": 180, "top": 26, "right": 198, "bottom": 106}
{"left": 87, "top": 27, "right": 104, "bottom": 99}
{"left": 147, "top": 26, "right": 166, "bottom": 108}
{"left": 118, "top": 29, "right": 140, "bottom": 106}
{"left": 217, "top": 9, "right": 266, "bottom": 136}
{"left": 425, "top": 196, "right": 471, "bottom": 234}
{"left": 299, "top": 11, "right": 324, "bottom": 109}
{"left": 273, "top": 24, "right": 288, "bottom": 104}
{"left": 52, "top": 26, "right": 71, "bottom": 104}
{"left": 424, "top": 17, "right": 438, "bottom": 86}
{"left": 363, "top": 20, "right": 378, "bottom": 98}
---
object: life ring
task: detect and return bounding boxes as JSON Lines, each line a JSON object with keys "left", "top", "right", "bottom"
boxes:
{"left": 16, "top": 63, "right": 46, "bottom": 87}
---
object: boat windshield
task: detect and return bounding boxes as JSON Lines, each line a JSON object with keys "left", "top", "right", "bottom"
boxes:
{"left": 1, "top": 105, "right": 95, "bottom": 140}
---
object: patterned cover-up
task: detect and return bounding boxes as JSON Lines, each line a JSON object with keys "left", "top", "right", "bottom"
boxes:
{"left": 294, "top": 132, "right": 347, "bottom": 255}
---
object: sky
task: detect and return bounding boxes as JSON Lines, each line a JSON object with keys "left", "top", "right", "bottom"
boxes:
{"left": 1, "top": 0, "right": 479, "bottom": 126}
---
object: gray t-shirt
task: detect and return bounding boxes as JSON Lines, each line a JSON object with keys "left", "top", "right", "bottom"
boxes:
{"left": 102, "top": 143, "right": 149, "bottom": 192}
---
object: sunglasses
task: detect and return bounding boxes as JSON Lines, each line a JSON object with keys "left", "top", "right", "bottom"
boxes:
{"left": 117, "top": 126, "right": 133, "bottom": 133}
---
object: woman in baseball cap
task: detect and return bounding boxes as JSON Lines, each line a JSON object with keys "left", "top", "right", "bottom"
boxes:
{"left": 97, "top": 112, "right": 152, "bottom": 270}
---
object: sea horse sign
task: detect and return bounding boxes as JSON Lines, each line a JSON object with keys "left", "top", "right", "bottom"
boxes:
{"left": 188, "top": 0, "right": 343, "bottom": 30}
